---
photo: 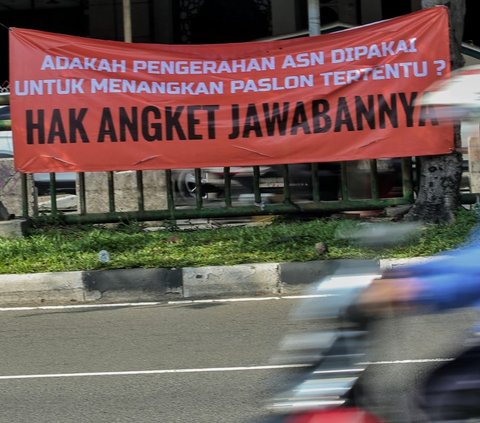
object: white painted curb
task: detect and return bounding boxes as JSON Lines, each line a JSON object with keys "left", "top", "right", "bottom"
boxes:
{"left": 183, "top": 263, "right": 280, "bottom": 298}
{"left": 0, "top": 271, "right": 99, "bottom": 304}
{"left": 0, "top": 258, "right": 430, "bottom": 306}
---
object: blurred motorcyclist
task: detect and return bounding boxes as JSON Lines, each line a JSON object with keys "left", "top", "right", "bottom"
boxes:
{"left": 358, "top": 238, "right": 480, "bottom": 421}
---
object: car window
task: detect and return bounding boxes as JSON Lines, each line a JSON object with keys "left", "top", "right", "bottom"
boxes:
{"left": 0, "top": 106, "right": 10, "bottom": 120}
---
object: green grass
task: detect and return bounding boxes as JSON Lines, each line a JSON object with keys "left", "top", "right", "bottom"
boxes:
{"left": 0, "top": 208, "right": 477, "bottom": 274}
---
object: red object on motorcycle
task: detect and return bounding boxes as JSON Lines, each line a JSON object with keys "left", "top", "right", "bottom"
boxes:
{"left": 284, "top": 407, "right": 384, "bottom": 423}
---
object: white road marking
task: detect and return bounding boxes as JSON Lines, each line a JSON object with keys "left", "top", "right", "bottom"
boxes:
{"left": 362, "top": 358, "right": 454, "bottom": 365}
{"left": 0, "top": 359, "right": 454, "bottom": 381}
{"left": 0, "top": 295, "right": 332, "bottom": 312}
{"left": 0, "top": 302, "right": 164, "bottom": 312}
{"left": 0, "top": 364, "right": 307, "bottom": 380}
{"left": 168, "top": 295, "right": 331, "bottom": 305}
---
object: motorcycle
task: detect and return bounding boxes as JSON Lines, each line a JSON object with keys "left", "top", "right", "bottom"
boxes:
{"left": 263, "top": 259, "right": 385, "bottom": 423}
{"left": 260, "top": 223, "right": 480, "bottom": 423}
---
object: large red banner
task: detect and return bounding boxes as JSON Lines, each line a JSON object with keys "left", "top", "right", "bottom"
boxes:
{"left": 9, "top": 7, "right": 452, "bottom": 173}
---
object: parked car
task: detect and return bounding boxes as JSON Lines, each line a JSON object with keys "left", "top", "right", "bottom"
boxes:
{"left": 0, "top": 104, "right": 9, "bottom": 122}
{"left": 172, "top": 161, "right": 404, "bottom": 205}
{"left": 171, "top": 164, "right": 340, "bottom": 204}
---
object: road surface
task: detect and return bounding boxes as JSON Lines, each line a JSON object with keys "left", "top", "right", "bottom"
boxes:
{"left": 0, "top": 296, "right": 476, "bottom": 422}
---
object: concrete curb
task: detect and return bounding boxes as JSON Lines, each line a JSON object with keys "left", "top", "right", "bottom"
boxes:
{"left": 0, "top": 257, "right": 431, "bottom": 307}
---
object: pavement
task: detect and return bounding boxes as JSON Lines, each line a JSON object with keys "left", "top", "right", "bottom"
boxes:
{"left": 0, "top": 257, "right": 429, "bottom": 307}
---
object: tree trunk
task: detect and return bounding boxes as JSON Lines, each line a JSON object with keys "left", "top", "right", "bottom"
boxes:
{"left": 404, "top": 0, "right": 466, "bottom": 223}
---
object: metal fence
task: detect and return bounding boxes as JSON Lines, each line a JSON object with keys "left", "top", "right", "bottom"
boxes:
{"left": 42, "top": 162, "right": 415, "bottom": 224}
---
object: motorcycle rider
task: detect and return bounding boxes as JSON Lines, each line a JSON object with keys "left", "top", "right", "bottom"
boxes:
{"left": 358, "top": 238, "right": 480, "bottom": 421}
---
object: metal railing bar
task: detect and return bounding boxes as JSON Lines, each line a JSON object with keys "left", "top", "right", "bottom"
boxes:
{"left": 78, "top": 172, "right": 86, "bottom": 215}
{"left": 194, "top": 168, "right": 203, "bottom": 209}
{"left": 253, "top": 166, "right": 261, "bottom": 204}
{"left": 136, "top": 170, "right": 145, "bottom": 212}
{"left": 402, "top": 158, "right": 414, "bottom": 201}
{"left": 282, "top": 164, "right": 291, "bottom": 203}
{"left": 223, "top": 167, "right": 232, "bottom": 207}
{"left": 165, "top": 169, "right": 176, "bottom": 219}
{"left": 340, "top": 162, "right": 349, "bottom": 201}
{"left": 107, "top": 171, "right": 115, "bottom": 213}
{"left": 370, "top": 160, "right": 379, "bottom": 199}
{"left": 311, "top": 163, "right": 320, "bottom": 202}
{"left": 62, "top": 197, "right": 412, "bottom": 224}
{"left": 49, "top": 173, "right": 58, "bottom": 215}
{"left": 21, "top": 173, "right": 28, "bottom": 218}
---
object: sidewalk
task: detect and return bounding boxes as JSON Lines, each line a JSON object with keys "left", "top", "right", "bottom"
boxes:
{"left": 0, "top": 257, "right": 429, "bottom": 307}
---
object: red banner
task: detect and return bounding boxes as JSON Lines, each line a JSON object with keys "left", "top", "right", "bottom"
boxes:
{"left": 9, "top": 7, "right": 452, "bottom": 173}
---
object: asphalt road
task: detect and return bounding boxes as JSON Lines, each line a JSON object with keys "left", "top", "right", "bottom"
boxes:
{"left": 0, "top": 297, "right": 477, "bottom": 423}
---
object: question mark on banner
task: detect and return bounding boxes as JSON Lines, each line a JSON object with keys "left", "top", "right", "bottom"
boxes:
{"left": 434, "top": 59, "right": 447, "bottom": 76}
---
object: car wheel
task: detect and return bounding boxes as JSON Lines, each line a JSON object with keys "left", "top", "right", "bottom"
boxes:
{"left": 174, "top": 170, "right": 200, "bottom": 204}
